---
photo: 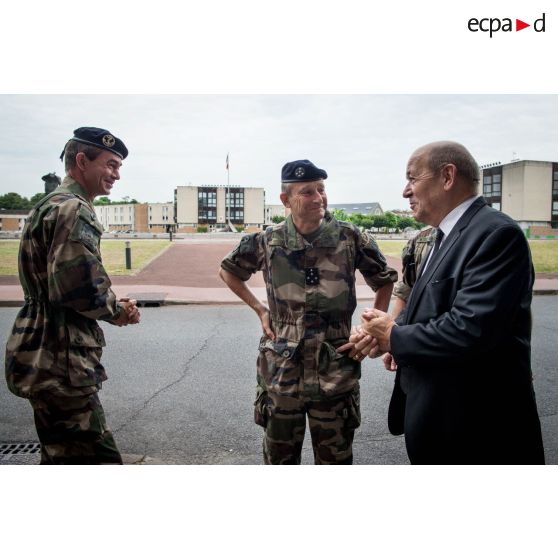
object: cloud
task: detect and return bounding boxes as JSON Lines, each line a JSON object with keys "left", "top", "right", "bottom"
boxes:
{"left": 1, "top": 95, "right": 556, "bottom": 209}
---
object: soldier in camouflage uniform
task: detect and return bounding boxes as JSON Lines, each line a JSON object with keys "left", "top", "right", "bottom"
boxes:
{"left": 5, "top": 127, "right": 140, "bottom": 464}
{"left": 346, "top": 227, "right": 436, "bottom": 369}
{"left": 392, "top": 227, "right": 436, "bottom": 312}
{"left": 219, "top": 160, "right": 397, "bottom": 464}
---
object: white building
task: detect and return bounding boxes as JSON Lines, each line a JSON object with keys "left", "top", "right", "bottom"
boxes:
{"left": 175, "top": 185, "right": 265, "bottom": 232}
{"left": 264, "top": 204, "right": 286, "bottom": 224}
{"left": 95, "top": 202, "right": 174, "bottom": 232}
{"left": 481, "top": 159, "right": 558, "bottom": 231}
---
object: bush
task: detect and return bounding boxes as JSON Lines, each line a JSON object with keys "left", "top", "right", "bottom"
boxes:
{"left": 197, "top": 225, "right": 208, "bottom": 233}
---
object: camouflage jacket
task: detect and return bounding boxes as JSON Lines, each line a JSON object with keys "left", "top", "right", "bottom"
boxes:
{"left": 221, "top": 212, "right": 397, "bottom": 398}
{"left": 393, "top": 227, "right": 436, "bottom": 302}
{"left": 5, "top": 177, "right": 121, "bottom": 399}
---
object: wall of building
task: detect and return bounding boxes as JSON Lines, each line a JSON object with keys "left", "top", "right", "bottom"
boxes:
{"left": 244, "top": 188, "right": 264, "bottom": 226}
{"left": 264, "top": 204, "right": 286, "bottom": 223}
{"left": 175, "top": 185, "right": 265, "bottom": 230}
{"left": 134, "top": 204, "right": 149, "bottom": 232}
{"left": 175, "top": 187, "right": 198, "bottom": 225}
{"left": 95, "top": 204, "right": 136, "bottom": 231}
{"left": 148, "top": 203, "right": 174, "bottom": 231}
{"left": 501, "top": 161, "right": 552, "bottom": 222}
{"left": 217, "top": 188, "right": 227, "bottom": 225}
{"left": 0, "top": 216, "right": 25, "bottom": 231}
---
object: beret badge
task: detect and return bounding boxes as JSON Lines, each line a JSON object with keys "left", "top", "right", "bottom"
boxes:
{"left": 102, "top": 134, "right": 116, "bottom": 148}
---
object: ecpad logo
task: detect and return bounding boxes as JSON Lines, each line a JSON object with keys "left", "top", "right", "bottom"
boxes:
{"left": 468, "top": 13, "right": 546, "bottom": 37}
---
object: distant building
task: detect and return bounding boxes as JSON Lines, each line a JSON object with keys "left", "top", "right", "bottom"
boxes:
{"left": 391, "top": 209, "right": 414, "bottom": 218}
{"left": 265, "top": 204, "right": 286, "bottom": 224}
{"left": 0, "top": 208, "right": 28, "bottom": 232}
{"left": 148, "top": 203, "right": 175, "bottom": 232}
{"left": 327, "top": 202, "right": 383, "bottom": 216}
{"left": 481, "top": 160, "right": 558, "bottom": 230}
{"left": 175, "top": 185, "right": 265, "bottom": 232}
{"left": 95, "top": 202, "right": 174, "bottom": 233}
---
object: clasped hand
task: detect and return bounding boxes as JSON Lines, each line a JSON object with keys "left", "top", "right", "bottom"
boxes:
{"left": 114, "top": 297, "right": 141, "bottom": 326}
{"left": 336, "top": 308, "right": 397, "bottom": 369}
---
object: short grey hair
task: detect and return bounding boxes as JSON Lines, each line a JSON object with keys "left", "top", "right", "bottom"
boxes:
{"left": 64, "top": 140, "right": 104, "bottom": 172}
{"left": 423, "top": 141, "right": 480, "bottom": 186}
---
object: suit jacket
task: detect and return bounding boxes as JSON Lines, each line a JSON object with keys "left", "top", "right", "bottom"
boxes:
{"left": 390, "top": 197, "right": 545, "bottom": 464}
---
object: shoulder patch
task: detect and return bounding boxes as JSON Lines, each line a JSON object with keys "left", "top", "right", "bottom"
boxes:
{"left": 69, "top": 205, "right": 103, "bottom": 253}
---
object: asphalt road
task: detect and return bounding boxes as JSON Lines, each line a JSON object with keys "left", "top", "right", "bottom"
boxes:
{"left": 1, "top": 297, "right": 557, "bottom": 465}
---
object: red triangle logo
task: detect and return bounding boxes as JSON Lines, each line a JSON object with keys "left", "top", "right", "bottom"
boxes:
{"left": 516, "top": 19, "right": 530, "bottom": 31}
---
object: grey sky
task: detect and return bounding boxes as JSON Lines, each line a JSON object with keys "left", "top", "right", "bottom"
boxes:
{"left": 1, "top": 94, "right": 557, "bottom": 210}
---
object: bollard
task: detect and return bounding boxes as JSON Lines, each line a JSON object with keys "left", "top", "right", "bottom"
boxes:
{"left": 125, "top": 240, "right": 132, "bottom": 270}
{"left": 169, "top": 230, "right": 173, "bottom": 242}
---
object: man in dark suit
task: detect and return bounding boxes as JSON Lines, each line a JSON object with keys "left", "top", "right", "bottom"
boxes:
{"left": 349, "top": 141, "right": 545, "bottom": 464}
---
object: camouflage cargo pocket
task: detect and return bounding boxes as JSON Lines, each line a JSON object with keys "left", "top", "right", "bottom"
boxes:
{"left": 318, "top": 340, "right": 361, "bottom": 396}
{"left": 253, "top": 386, "right": 270, "bottom": 428}
{"left": 257, "top": 337, "right": 301, "bottom": 395}
{"left": 343, "top": 389, "right": 361, "bottom": 430}
{"left": 65, "top": 322, "right": 107, "bottom": 388}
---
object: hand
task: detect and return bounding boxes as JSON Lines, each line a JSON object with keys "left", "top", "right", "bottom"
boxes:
{"left": 382, "top": 352, "right": 397, "bottom": 372}
{"left": 360, "top": 309, "right": 395, "bottom": 352}
{"left": 258, "top": 307, "right": 275, "bottom": 340}
{"left": 337, "top": 326, "right": 380, "bottom": 361}
{"left": 114, "top": 299, "right": 141, "bottom": 326}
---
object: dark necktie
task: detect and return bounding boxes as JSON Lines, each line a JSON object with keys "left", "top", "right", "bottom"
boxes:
{"left": 430, "top": 228, "right": 444, "bottom": 259}
{"left": 421, "top": 228, "right": 444, "bottom": 276}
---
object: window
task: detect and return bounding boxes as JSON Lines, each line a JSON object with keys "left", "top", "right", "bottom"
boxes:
{"left": 198, "top": 188, "right": 217, "bottom": 223}
{"left": 230, "top": 209, "right": 244, "bottom": 221}
{"left": 198, "top": 189, "right": 217, "bottom": 208}
{"left": 482, "top": 168, "right": 502, "bottom": 201}
{"left": 226, "top": 189, "right": 244, "bottom": 209}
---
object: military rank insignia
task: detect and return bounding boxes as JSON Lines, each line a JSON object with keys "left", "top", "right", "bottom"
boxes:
{"left": 305, "top": 267, "right": 320, "bottom": 285}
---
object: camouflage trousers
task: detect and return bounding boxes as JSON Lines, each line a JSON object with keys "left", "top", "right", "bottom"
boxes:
{"left": 29, "top": 391, "right": 122, "bottom": 465}
{"left": 254, "top": 388, "right": 361, "bottom": 465}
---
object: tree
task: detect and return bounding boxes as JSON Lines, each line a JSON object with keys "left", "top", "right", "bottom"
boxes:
{"left": 271, "top": 215, "right": 285, "bottom": 223}
{"left": 383, "top": 211, "right": 398, "bottom": 231}
{"left": 0, "top": 192, "right": 32, "bottom": 210}
{"left": 93, "top": 197, "right": 111, "bottom": 206}
{"left": 331, "top": 208, "right": 349, "bottom": 221}
{"left": 398, "top": 216, "right": 419, "bottom": 230}
{"left": 29, "top": 192, "right": 47, "bottom": 206}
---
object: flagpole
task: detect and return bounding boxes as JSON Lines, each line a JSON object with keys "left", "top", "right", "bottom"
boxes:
{"left": 226, "top": 152, "right": 230, "bottom": 230}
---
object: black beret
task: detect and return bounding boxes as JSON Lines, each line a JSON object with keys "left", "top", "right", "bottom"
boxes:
{"left": 281, "top": 159, "right": 327, "bottom": 183}
{"left": 60, "top": 127, "right": 128, "bottom": 160}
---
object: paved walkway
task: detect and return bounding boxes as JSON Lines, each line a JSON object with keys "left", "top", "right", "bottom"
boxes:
{"left": 1, "top": 241, "right": 557, "bottom": 306}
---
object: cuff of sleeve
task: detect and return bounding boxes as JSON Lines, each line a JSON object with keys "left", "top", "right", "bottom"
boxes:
{"left": 108, "top": 302, "right": 123, "bottom": 323}
{"left": 220, "top": 261, "right": 252, "bottom": 282}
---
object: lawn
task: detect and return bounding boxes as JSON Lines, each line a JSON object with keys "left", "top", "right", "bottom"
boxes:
{"left": 376, "top": 240, "right": 407, "bottom": 258}
{"left": 1, "top": 238, "right": 557, "bottom": 274}
{"left": 0, "top": 240, "right": 171, "bottom": 275}
{"left": 529, "top": 240, "right": 558, "bottom": 273}
{"left": 376, "top": 239, "right": 558, "bottom": 273}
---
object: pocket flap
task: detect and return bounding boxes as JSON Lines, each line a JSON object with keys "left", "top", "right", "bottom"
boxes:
{"left": 259, "top": 337, "right": 299, "bottom": 360}
{"left": 66, "top": 321, "right": 106, "bottom": 347}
